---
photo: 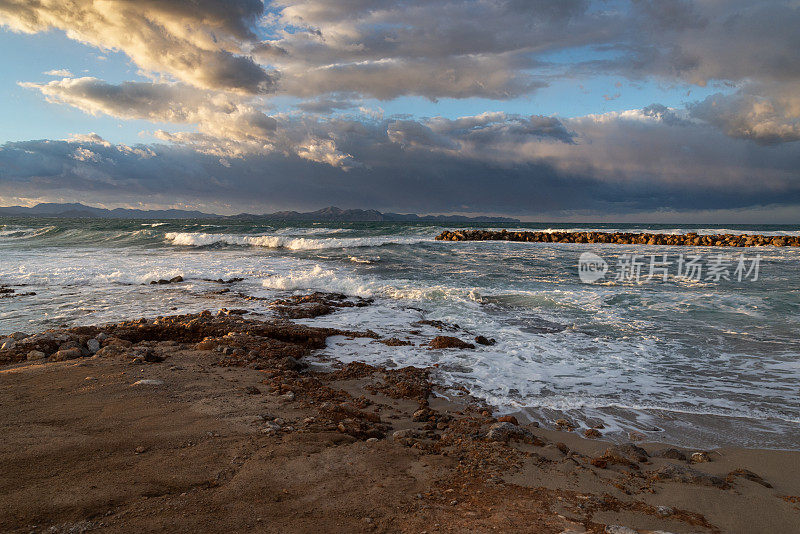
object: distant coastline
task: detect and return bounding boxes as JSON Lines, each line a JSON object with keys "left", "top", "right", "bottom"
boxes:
{"left": 0, "top": 202, "right": 520, "bottom": 223}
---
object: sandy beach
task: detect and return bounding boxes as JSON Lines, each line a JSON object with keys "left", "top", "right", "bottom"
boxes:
{"left": 2, "top": 298, "right": 798, "bottom": 534}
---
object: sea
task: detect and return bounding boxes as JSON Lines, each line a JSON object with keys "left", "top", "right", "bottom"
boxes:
{"left": 1, "top": 217, "right": 799, "bottom": 450}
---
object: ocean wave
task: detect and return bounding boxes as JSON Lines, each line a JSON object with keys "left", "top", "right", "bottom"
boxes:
{"left": 164, "top": 232, "right": 431, "bottom": 250}
{"left": 262, "top": 265, "right": 376, "bottom": 294}
{"left": 0, "top": 225, "right": 58, "bottom": 240}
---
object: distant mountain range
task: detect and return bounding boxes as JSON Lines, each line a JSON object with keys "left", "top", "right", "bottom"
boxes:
{"left": 0, "top": 203, "right": 519, "bottom": 223}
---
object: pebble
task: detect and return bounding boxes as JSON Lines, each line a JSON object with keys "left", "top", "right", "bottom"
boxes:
{"left": 1, "top": 339, "right": 16, "bottom": 351}
{"left": 134, "top": 446, "right": 148, "bottom": 454}
{"left": 280, "top": 391, "right": 296, "bottom": 401}
{"left": 87, "top": 339, "right": 101, "bottom": 353}
{"left": 366, "top": 437, "right": 379, "bottom": 443}
{"left": 605, "top": 527, "right": 638, "bottom": 534}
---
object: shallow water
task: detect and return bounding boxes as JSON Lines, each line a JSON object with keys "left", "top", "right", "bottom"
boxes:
{"left": 1, "top": 217, "right": 799, "bottom": 449}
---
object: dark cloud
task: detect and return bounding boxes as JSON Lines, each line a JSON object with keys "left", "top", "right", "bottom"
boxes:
{"left": 1, "top": 111, "right": 798, "bottom": 217}
{"left": 2, "top": 0, "right": 800, "bottom": 218}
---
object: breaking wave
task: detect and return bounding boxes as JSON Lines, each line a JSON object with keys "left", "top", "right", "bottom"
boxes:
{"left": 164, "top": 232, "right": 431, "bottom": 250}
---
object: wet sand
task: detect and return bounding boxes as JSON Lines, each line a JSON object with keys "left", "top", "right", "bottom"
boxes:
{"left": 1, "top": 304, "right": 799, "bottom": 533}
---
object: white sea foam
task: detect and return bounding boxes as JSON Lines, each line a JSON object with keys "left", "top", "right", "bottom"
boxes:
{"left": 3, "top": 220, "right": 800, "bottom": 449}
{"left": 0, "top": 226, "right": 56, "bottom": 240}
{"left": 165, "top": 231, "right": 431, "bottom": 249}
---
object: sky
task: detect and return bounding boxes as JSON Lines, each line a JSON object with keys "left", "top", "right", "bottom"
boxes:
{"left": 0, "top": 0, "right": 798, "bottom": 222}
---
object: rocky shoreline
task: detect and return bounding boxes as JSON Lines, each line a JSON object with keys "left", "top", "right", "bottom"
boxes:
{"left": 2, "top": 296, "right": 800, "bottom": 533}
{"left": 436, "top": 229, "right": 800, "bottom": 247}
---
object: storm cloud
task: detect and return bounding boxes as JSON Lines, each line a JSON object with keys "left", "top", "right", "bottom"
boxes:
{"left": 1, "top": 1, "right": 799, "bottom": 218}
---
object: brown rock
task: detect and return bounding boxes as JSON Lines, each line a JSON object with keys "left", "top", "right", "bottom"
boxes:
{"left": 554, "top": 418, "right": 575, "bottom": 431}
{"left": 603, "top": 443, "right": 649, "bottom": 463}
{"left": 650, "top": 464, "right": 728, "bottom": 489}
{"left": 497, "top": 415, "right": 519, "bottom": 426}
{"left": 726, "top": 468, "right": 772, "bottom": 488}
{"left": 50, "top": 348, "right": 83, "bottom": 361}
{"left": 474, "top": 335, "right": 496, "bottom": 346}
{"left": 26, "top": 350, "right": 47, "bottom": 361}
{"left": 428, "top": 336, "right": 475, "bottom": 350}
{"left": 584, "top": 428, "right": 602, "bottom": 439}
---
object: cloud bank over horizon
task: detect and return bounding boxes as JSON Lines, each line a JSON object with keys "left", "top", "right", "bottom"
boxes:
{"left": 0, "top": 0, "right": 798, "bottom": 221}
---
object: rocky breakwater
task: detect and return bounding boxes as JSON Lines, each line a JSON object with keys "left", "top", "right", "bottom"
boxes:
{"left": 436, "top": 229, "right": 800, "bottom": 247}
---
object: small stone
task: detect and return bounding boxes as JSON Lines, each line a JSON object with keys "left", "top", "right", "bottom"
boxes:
{"left": 143, "top": 351, "right": 165, "bottom": 363}
{"left": 554, "top": 418, "right": 575, "bottom": 431}
{"left": 603, "top": 443, "right": 649, "bottom": 463}
{"left": 486, "top": 422, "right": 537, "bottom": 443}
{"left": 584, "top": 428, "right": 602, "bottom": 439}
{"left": 169, "top": 275, "right": 184, "bottom": 283}
{"left": 50, "top": 347, "right": 83, "bottom": 361}
{"left": 366, "top": 437, "right": 379, "bottom": 443}
{"left": 605, "top": 526, "right": 638, "bottom": 534}
{"left": 650, "top": 464, "right": 728, "bottom": 489}
{"left": 497, "top": 415, "right": 518, "bottom": 425}
{"left": 474, "top": 335, "right": 496, "bottom": 346}
{"left": 280, "top": 391, "right": 295, "bottom": 401}
{"left": 628, "top": 430, "right": 647, "bottom": 441}
{"left": 86, "top": 339, "right": 101, "bottom": 353}
{"left": 27, "top": 350, "right": 46, "bottom": 361}
{"left": 1, "top": 338, "right": 16, "bottom": 351}
{"left": 279, "top": 356, "right": 305, "bottom": 371}
{"left": 262, "top": 421, "right": 281, "bottom": 433}
{"left": 392, "top": 429, "right": 418, "bottom": 441}
{"left": 412, "top": 408, "right": 434, "bottom": 422}
{"left": 590, "top": 458, "right": 608, "bottom": 469}
{"left": 10, "top": 332, "right": 28, "bottom": 341}
{"left": 134, "top": 446, "right": 148, "bottom": 454}
{"left": 691, "top": 451, "right": 711, "bottom": 463}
